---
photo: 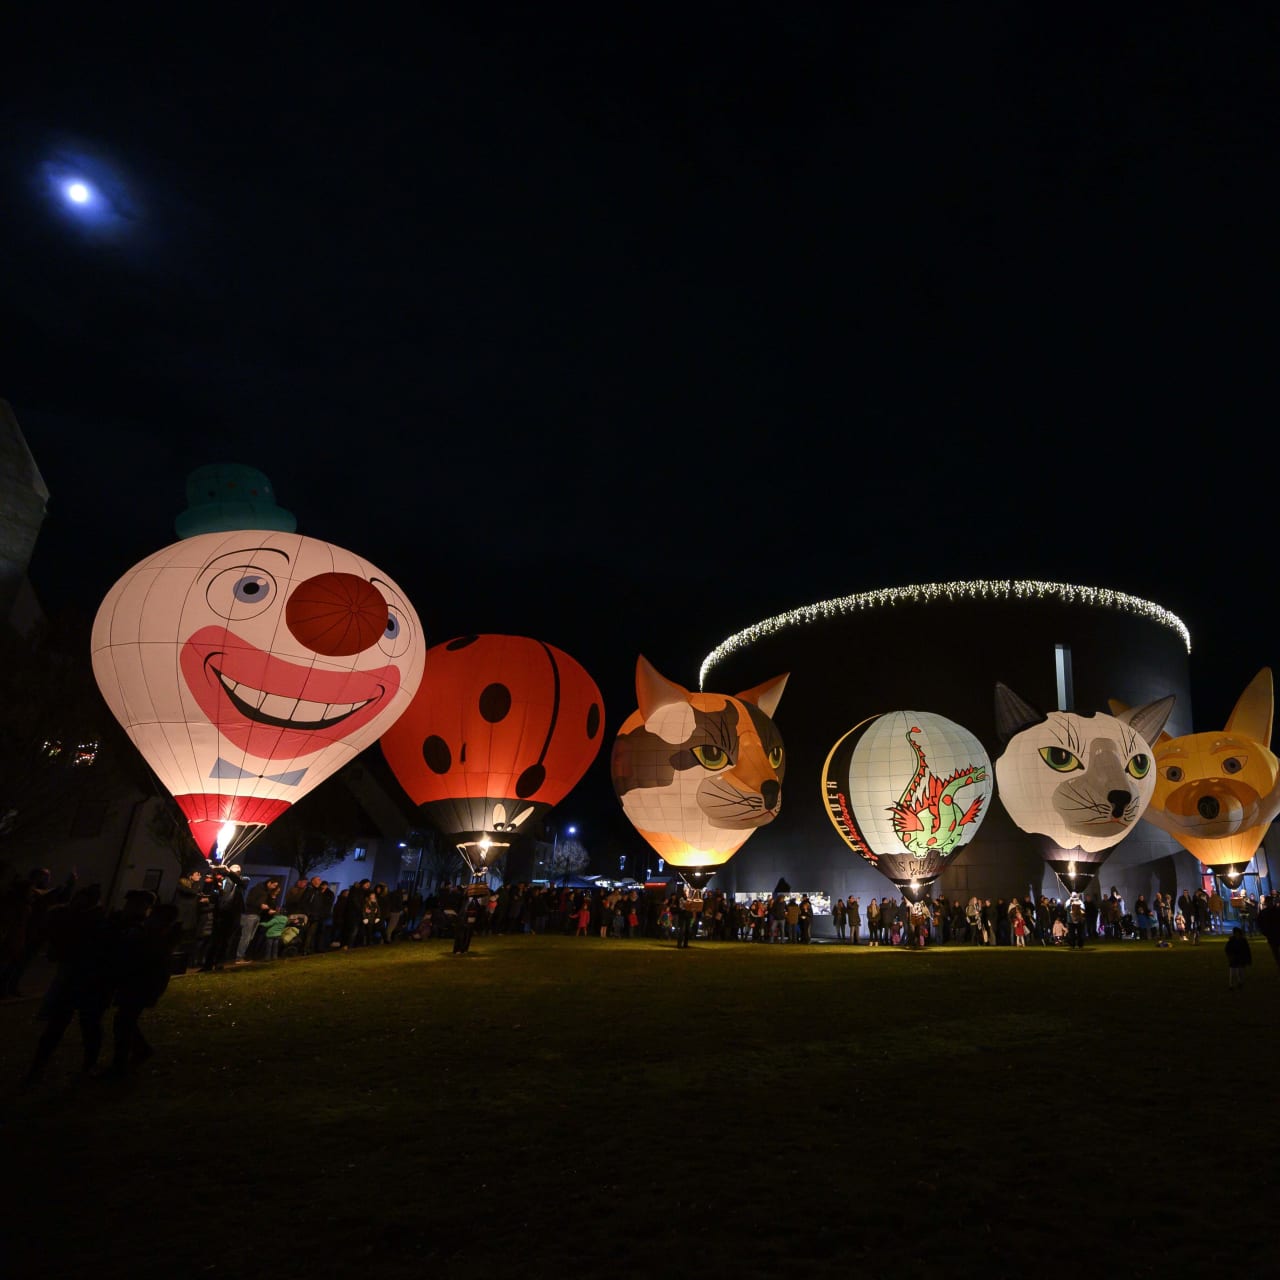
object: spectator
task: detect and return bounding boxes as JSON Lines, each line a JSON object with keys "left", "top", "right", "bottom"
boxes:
{"left": 240, "top": 876, "right": 281, "bottom": 962}
{"left": 1225, "top": 926, "right": 1252, "bottom": 990}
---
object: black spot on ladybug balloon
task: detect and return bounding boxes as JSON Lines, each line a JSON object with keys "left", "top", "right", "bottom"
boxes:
{"left": 381, "top": 634, "right": 605, "bottom": 851}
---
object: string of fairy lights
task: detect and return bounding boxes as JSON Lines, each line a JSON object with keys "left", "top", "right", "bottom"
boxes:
{"left": 698, "top": 580, "right": 1192, "bottom": 688}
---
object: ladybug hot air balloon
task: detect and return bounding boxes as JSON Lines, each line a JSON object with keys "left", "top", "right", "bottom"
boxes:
{"left": 91, "top": 530, "right": 426, "bottom": 861}
{"left": 823, "top": 710, "right": 992, "bottom": 902}
{"left": 379, "top": 634, "right": 605, "bottom": 879}
{"left": 610, "top": 657, "right": 787, "bottom": 889}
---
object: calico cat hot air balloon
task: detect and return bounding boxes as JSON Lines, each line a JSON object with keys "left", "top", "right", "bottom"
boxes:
{"left": 611, "top": 657, "right": 787, "bottom": 888}
{"left": 92, "top": 530, "right": 426, "bottom": 860}
{"left": 824, "top": 710, "right": 991, "bottom": 902}
{"left": 380, "top": 634, "right": 605, "bottom": 879}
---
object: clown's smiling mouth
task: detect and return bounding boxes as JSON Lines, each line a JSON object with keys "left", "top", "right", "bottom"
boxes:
{"left": 213, "top": 666, "right": 382, "bottom": 731}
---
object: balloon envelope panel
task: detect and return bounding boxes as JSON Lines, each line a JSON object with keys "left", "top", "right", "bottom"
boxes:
{"left": 379, "top": 634, "right": 605, "bottom": 842}
{"left": 1147, "top": 730, "right": 1279, "bottom": 868}
{"left": 611, "top": 673, "right": 786, "bottom": 870}
{"left": 91, "top": 530, "right": 426, "bottom": 855}
{"left": 825, "top": 710, "right": 991, "bottom": 893}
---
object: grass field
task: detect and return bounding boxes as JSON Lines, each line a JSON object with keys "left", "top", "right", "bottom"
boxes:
{"left": 3, "top": 933, "right": 1277, "bottom": 1280}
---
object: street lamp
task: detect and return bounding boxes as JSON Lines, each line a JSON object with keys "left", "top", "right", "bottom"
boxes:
{"left": 551, "top": 823, "right": 577, "bottom": 884}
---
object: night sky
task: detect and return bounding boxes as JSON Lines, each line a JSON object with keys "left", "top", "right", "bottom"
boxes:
{"left": 2, "top": 7, "right": 1275, "bottom": 843}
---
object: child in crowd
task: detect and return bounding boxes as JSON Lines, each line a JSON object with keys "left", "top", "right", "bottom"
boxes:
{"left": 260, "top": 910, "right": 291, "bottom": 960}
{"left": 1051, "top": 917, "right": 1067, "bottom": 945}
{"left": 1225, "top": 926, "right": 1252, "bottom": 989}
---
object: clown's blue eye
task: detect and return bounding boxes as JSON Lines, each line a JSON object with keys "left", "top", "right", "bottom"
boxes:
{"left": 233, "top": 576, "right": 272, "bottom": 603}
{"left": 385, "top": 614, "right": 400, "bottom": 639}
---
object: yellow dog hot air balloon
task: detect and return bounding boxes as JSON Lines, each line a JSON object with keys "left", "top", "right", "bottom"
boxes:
{"left": 1137, "top": 668, "right": 1280, "bottom": 881}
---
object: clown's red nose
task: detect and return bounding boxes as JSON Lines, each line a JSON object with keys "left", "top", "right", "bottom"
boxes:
{"left": 285, "top": 572, "right": 389, "bottom": 656}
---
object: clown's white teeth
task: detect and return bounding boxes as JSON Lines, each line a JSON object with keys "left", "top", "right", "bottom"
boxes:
{"left": 219, "top": 672, "right": 370, "bottom": 724}
{"left": 226, "top": 680, "right": 269, "bottom": 710}
{"left": 260, "top": 693, "right": 303, "bottom": 719}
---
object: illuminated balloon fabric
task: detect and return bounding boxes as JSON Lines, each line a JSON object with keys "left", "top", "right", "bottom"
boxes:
{"left": 379, "top": 635, "right": 605, "bottom": 845}
{"left": 1139, "top": 668, "right": 1280, "bottom": 872}
{"left": 173, "top": 463, "right": 296, "bottom": 539}
{"left": 823, "top": 711, "right": 992, "bottom": 898}
{"left": 993, "top": 684, "right": 1175, "bottom": 883}
{"left": 610, "top": 656, "right": 787, "bottom": 869}
{"left": 91, "top": 531, "right": 426, "bottom": 857}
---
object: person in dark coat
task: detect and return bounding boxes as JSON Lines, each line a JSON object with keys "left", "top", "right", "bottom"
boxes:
{"left": 1225, "top": 926, "right": 1253, "bottom": 990}
{"left": 1256, "top": 893, "right": 1280, "bottom": 972}
{"left": 172, "top": 873, "right": 205, "bottom": 969}
{"left": 453, "top": 891, "right": 482, "bottom": 954}
{"left": 106, "top": 896, "right": 182, "bottom": 1075}
{"left": 20, "top": 890, "right": 112, "bottom": 1085}
{"left": 200, "top": 866, "right": 245, "bottom": 971}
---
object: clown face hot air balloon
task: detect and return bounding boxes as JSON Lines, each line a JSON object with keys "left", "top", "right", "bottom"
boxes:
{"left": 1139, "top": 668, "right": 1280, "bottom": 881}
{"left": 610, "top": 657, "right": 787, "bottom": 887}
{"left": 993, "top": 684, "right": 1174, "bottom": 890}
{"left": 380, "top": 634, "right": 605, "bottom": 875}
{"left": 91, "top": 531, "right": 426, "bottom": 859}
{"left": 824, "top": 710, "right": 991, "bottom": 901}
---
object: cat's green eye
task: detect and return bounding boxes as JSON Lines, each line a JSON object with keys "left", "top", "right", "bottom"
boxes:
{"left": 1039, "top": 746, "right": 1082, "bottom": 773}
{"left": 768, "top": 745, "right": 784, "bottom": 770}
{"left": 1127, "top": 753, "right": 1150, "bottom": 779}
{"left": 693, "top": 744, "right": 729, "bottom": 770}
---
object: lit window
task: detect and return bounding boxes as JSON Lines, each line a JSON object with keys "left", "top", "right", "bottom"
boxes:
{"left": 352, "top": 846, "right": 367, "bottom": 862}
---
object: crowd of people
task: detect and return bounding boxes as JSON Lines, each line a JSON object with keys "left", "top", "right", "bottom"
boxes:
{"left": 4, "top": 860, "right": 1279, "bottom": 1086}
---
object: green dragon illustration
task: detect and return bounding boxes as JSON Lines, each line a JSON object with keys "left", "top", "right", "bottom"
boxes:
{"left": 888, "top": 725, "right": 986, "bottom": 855}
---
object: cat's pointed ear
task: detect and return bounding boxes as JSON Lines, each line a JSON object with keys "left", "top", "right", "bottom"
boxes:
{"left": 1108, "top": 697, "right": 1174, "bottom": 746}
{"left": 1115, "top": 695, "right": 1176, "bottom": 747}
{"left": 636, "top": 656, "right": 697, "bottom": 742}
{"left": 736, "top": 673, "right": 788, "bottom": 719}
{"left": 1225, "top": 668, "right": 1273, "bottom": 745}
{"left": 994, "top": 683, "right": 1044, "bottom": 743}
{"left": 635, "top": 655, "right": 691, "bottom": 720}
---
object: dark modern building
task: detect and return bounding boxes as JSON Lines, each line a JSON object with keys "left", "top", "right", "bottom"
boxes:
{"left": 699, "top": 580, "right": 1212, "bottom": 914}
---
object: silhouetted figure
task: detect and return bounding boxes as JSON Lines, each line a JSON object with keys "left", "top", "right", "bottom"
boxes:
{"left": 201, "top": 865, "right": 245, "bottom": 971}
{"left": 105, "top": 897, "right": 180, "bottom": 1076}
{"left": 1257, "top": 893, "right": 1280, "bottom": 972}
{"left": 20, "top": 889, "right": 114, "bottom": 1085}
{"left": 453, "top": 892, "right": 482, "bottom": 954}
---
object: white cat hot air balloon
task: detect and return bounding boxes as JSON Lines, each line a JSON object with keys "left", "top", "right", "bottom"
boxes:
{"left": 91, "top": 530, "right": 426, "bottom": 861}
{"left": 993, "top": 684, "right": 1175, "bottom": 891}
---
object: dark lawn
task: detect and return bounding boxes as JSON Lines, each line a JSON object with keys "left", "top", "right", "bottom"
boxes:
{"left": 3, "top": 934, "right": 1277, "bottom": 1280}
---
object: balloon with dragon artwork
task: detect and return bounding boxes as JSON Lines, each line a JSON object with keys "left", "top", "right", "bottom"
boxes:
{"left": 92, "top": 528, "right": 427, "bottom": 861}
{"left": 993, "top": 684, "right": 1175, "bottom": 891}
{"left": 610, "top": 656, "right": 787, "bottom": 888}
{"left": 1127, "top": 667, "right": 1280, "bottom": 883}
{"left": 380, "top": 634, "right": 605, "bottom": 880}
{"left": 823, "top": 710, "right": 992, "bottom": 901}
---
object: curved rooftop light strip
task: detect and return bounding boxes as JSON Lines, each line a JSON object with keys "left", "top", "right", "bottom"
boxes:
{"left": 699, "top": 580, "right": 1192, "bottom": 688}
